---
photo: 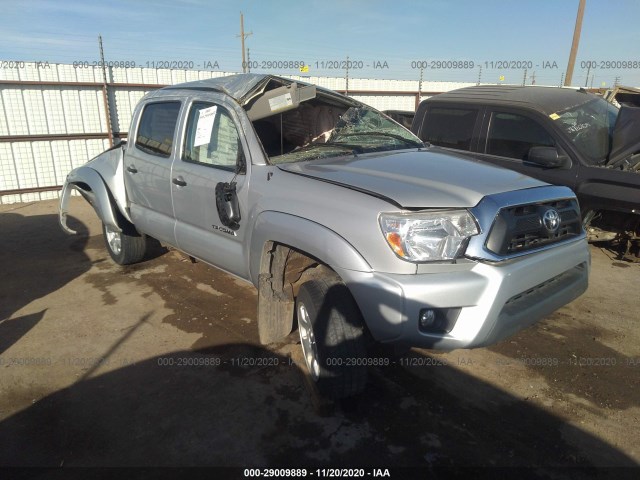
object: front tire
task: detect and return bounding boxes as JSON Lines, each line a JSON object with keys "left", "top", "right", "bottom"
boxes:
{"left": 102, "top": 223, "right": 146, "bottom": 265}
{"left": 296, "top": 278, "right": 368, "bottom": 399}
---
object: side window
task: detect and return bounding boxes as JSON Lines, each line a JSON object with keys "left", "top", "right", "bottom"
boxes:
{"left": 135, "top": 102, "right": 181, "bottom": 157}
{"left": 486, "top": 112, "right": 555, "bottom": 160}
{"left": 183, "top": 102, "right": 242, "bottom": 169}
{"left": 420, "top": 107, "right": 478, "bottom": 151}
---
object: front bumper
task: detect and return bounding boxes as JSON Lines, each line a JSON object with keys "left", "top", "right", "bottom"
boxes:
{"left": 336, "top": 238, "right": 590, "bottom": 350}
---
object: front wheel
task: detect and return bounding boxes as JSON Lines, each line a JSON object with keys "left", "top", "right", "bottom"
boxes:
{"left": 296, "top": 278, "right": 368, "bottom": 399}
{"left": 102, "top": 223, "right": 147, "bottom": 265}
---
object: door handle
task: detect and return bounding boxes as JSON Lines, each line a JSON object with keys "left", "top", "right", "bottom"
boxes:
{"left": 126, "top": 165, "right": 138, "bottom": 174}
{"left": 172, "top": 177, "right": 187, "bottom": 187}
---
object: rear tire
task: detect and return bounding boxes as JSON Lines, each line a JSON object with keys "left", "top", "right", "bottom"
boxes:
{"left": 296, "top": 278, "right": 368, "bottom": 399}
{"left": 102, "top": 223, "right": 146, "bottom": 265}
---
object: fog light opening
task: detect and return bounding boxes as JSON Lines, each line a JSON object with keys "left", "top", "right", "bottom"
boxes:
{"left": 418, "top": 308, "right": 461, "bottom": 334}
{"left": 419, "top": 309, "right": 437, "bottom": 330}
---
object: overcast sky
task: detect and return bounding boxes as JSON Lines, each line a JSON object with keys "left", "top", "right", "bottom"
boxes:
{"left": 1, "top": 0, "right": 639, "bottom": 86}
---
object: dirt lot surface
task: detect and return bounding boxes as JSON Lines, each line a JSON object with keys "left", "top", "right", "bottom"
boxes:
{"left": 0, "top": 199, "right": 638, "bottom": 477}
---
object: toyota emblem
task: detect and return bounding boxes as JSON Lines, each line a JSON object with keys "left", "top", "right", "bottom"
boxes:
{"left": 543, "top": 209, "right": 560, "bottom": 234}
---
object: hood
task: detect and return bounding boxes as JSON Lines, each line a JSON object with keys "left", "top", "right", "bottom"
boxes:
{"left": 278, "top": 148, "right": 547, "bottom": 208}
{"left": 608, "top": 105, "right": 640, "bottom": 167}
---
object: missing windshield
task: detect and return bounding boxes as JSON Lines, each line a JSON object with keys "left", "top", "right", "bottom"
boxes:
{"left": 250, "top": 99, "right": 422, "bottom": 164}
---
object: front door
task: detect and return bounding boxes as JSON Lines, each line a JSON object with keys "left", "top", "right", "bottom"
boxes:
{"left": 171, "top": 99, "right": 249, "bottom": 277}
{"left": 475, "top": 110, "right": 577, "bottom": 189}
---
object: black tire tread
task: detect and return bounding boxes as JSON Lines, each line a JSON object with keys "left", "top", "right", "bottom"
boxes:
{"left": 297, "top": 277, "right": 368, "bottom": 399}
{"left": 103, "top": 223, "right": 146, "bottom": 265}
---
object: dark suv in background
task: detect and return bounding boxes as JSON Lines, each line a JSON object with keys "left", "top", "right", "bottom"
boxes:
{"left": 411, "top": 86, "right": 640, "bottom": 259}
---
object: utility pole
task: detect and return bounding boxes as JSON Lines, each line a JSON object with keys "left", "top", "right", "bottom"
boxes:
{"left": 98, "top": 35, "right": 113, "bottom": 147}
{"left": 584, "top": 62, "right": 591, "bottom": 87}
{"left": 477, "top": 65, "right": 482, "bottom": 85}
{"left": 531, "top": 71, "right": 536, "bottom": 85}
{"left": 564, "top": 0, "right": 586, "bottom": 86}
{"left": 247, "top": 48, "right": 251, "bottom": 73}
{"left": 237, "top": 12, "right": 252, "bottom": 73}
{"left": 614, "top": 76, "right": 621, "bottom": 87}
{"left": 417, "top": 66, "right": 424, "bottom": 110}
{"left": 522, "top": 68, "right": 528, "bottom": 86}
{"left": 345, "top": 55, "right": 349, "bottom": 96}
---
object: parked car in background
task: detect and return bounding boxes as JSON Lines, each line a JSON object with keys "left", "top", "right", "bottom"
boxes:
{"left": 60, "top": 75, "right": 590, "bottom": 398}
{"left": 382, "top": 109, "right": 415, "bottom": 129}
{"left": 412, "top": 86, "right": 640, "bottom": 260}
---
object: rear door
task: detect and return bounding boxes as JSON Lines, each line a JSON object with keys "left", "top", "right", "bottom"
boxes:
{"left": 124, "top": 99, "right": 182, "bottom": 245}
{"left": 171, "top": 95, "right": 250, "bottom": 277}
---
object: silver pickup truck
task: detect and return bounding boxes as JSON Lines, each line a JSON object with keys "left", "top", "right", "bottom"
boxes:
{"left": 59, "top": 74, "right": 590, "bottom": 398}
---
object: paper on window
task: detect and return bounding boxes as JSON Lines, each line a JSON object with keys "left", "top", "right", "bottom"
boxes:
{"left": 194, "top": 106, "right": 218, "bottom": 147}
{"left": 268, "top": 93, "right": 293, "bottom": 112}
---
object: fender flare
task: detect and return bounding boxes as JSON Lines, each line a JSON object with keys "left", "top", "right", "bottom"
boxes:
{"left": 59, "top": 167, "right": 124, "bottom": 234}
{"left": 249, "top": 211, "right": 372, "bottom": 286}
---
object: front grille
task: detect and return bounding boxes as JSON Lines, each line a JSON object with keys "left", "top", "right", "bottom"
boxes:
{"left": 485, "top": 199, "right": 582, "bottom": 256}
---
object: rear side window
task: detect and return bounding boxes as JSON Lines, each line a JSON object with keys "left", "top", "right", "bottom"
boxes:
{"left": 486, "top": 112, "right": 555, "bottom": 160}
{"left": 135, "top": 102, "right": 181, "bottom": 157}
{"left": 420, "top": 107, "right": 478, "bottom": 151}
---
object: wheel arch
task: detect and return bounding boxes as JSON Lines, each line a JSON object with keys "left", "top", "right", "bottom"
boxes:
{"left": 59, "top": 166, "right": 130, "bottom": 235}
{"left": 249, "top": 211, "right": 371, "bottom": 286}
{"left": 249, "top": 212, "right": 371, "bottom": 344}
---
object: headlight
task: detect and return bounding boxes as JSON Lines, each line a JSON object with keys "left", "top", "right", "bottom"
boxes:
{"left": 379, "top": 210, "right": 479, "bottom": 262}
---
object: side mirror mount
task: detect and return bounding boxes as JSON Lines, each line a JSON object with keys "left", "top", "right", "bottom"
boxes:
{"left": 236, "top": 142, "right": 246, "bottom": 175}
{"left": 527, "top": 146, "right": 572, "bottom": 169}
{"left": 215, "top": 182, "right": 241, "bottom": 230}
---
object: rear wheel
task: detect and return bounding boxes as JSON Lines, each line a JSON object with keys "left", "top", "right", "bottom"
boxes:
{"left": 296, "top": 278, "right": 368, "bottom": 399}
{"left": 103, "top": 223, "right": 146, "bottom": 265}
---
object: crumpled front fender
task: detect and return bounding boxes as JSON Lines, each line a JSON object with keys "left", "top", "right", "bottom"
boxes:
{"left": 59, "top": 167, "right": 122, "bottom": 235}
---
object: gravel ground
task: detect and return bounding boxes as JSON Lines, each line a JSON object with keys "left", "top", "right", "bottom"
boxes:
{"left": 0, "top": 198, "right": 638, "bottom": 477}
